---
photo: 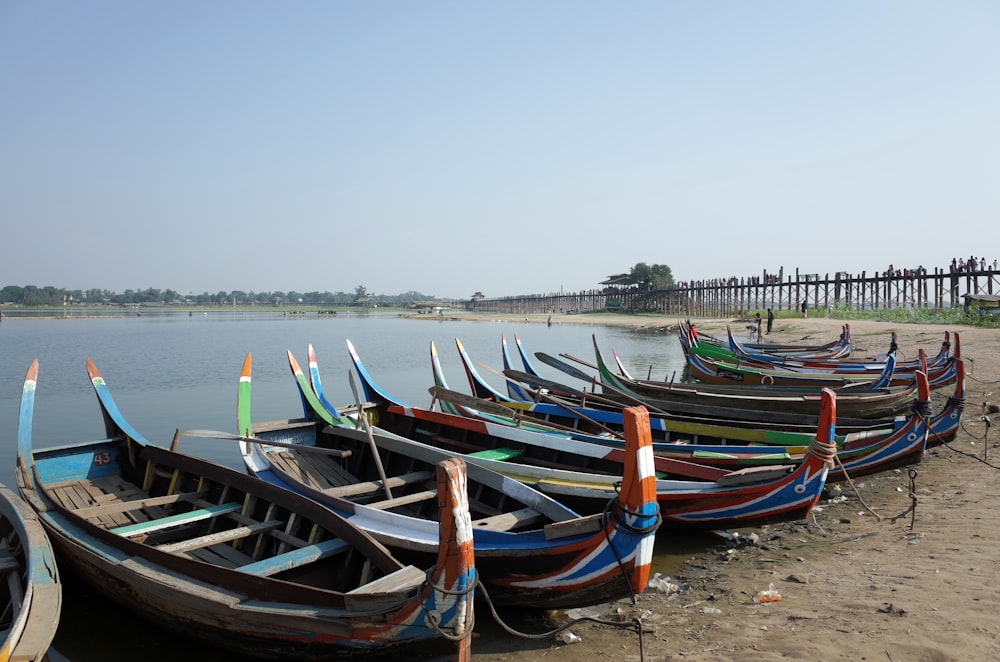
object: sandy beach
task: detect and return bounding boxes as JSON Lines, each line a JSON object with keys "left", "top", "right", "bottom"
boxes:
{"left": 434, "top": 312, "right": 1000, "bottom": 662}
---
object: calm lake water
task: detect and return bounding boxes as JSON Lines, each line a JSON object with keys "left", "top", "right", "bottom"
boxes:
{"left": 0, "top": 310, "right": 704, "bottom": 661}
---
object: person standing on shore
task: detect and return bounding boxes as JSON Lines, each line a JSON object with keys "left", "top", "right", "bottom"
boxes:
{"left": 766, "top": 308, "right": 774, "bottom": 334}
{"left": 801, "top": 301, "right": 807, "bottom": 318}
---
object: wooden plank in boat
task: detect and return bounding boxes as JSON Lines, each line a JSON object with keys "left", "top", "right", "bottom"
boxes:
{"left": 49, "top": 481, "right": 129, "bottom": 528}
{"left": 110, "top": 502, "right": 242, "bottom": 537}
{"left": 86, "top": 476, "right": 169, "bottom": 525}
{"left": 467, "top": 448, "right": 523, "bottom": 461}
{"left": 471, "top": 507, "right": 544, "bottom": 532}
{"left": 323, "top": 471, "right": 433, "bottom": 498}
{"left": 78, "top": 480, "right": 143, "bottom": 527}
{"left": 252, "top": 418, "right": 316, "bottom": 434}
{"left": 367, "top": 490, "right": 437, "bottom": 511}
{"left": 271, "top": 449, "right": 358, "bottom": 490}
{"left": 543, "top": 513, "right": 603, "bottom": 540}
{"left": 268, "top": 451, "right": 329, "bottom": 490}
{"left": 188, "top": 545, "right": 244, "bottom": 568}
{"left": 90, "top": 475, "right": 146, "bottom": 500}
{"left": 0, "top": 551, "right": 19, "bottom": 572}
{"left": 239, "top": 538, "right": 350, "bottom": 577}
{"left": 293, "top": 452, "right": 350, "bottom": 489}
{"left": 346, "top": 565, "right": 425, "bottom": 595}
{"left": 72, "top": 490, "right": 207, "bottom": 519}
{"left": 156, "top": 519, "right": 283, "bottom": 554}
{"left": 49, "top": 483, "right": 91, "bottom": 510}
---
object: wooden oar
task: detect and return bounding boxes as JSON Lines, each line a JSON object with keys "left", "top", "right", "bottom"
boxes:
{"left": 428, "top": 385, "right": 625, "bottom": 439}
{"left": 428, "top": 385, "right": 529, "bottom": 419}
{"left": 179, "top": 429, "right": 353, "bottom": 458}
{"left": 505, "top": 366, "right": 678, "bottom": 420}
{"left": 534, "top": 352, "right": 598, "bottom": 383}
{"left": 474, "top": 361, "right": 625, "bottom": 439}
{"left": 349, "top": 369, "right": 393, "bottom": 500}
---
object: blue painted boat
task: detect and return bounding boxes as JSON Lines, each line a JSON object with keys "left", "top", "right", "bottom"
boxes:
{"left": 0, "top": 481, "right": 60, "bottom": 662}
{"left": 237, "top": 347, "right": 659, "bottom": 609}
{"left": 16, "top": 358, "right": 475, "bottom": 659}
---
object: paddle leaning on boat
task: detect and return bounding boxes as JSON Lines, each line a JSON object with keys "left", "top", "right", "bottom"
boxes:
{"left": 231, "top": 348, "right": 659, "bottom": 609}
{"left": 15, "top": 358, "right": 476, "bottom": 660}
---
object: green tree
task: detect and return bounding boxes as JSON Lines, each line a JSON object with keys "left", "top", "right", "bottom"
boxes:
{"left": 628, "top": 262, "right": 674, "bottom": 290}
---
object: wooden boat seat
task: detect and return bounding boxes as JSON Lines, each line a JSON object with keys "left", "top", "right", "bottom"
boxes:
{"left": 72, "top": 490, "right": 208, "bottom": 521}
{"left": 322, "top": 471, "right": 434, "bottom": 498}
{"left": 267, "top": 449, "right": 360, "bottom": 491}
{"left": 366, "top": 490, "right": 438, "bottom": 511}
{"left": 109, "top": 502, "right": 243, "bottom": 537}
{"left": 471, "top": 507, "right": 544, "bottom": 532}
{"left": 252, "top": 418, "right": 316, "bottom": 434}
{"left": 467, "top": 447, "right": 523, "bottom": 461}
{"left": 238, "top": 538, "right": 350, "bottom": 577}
{"left": 346, "top": 565, "right": 425, "bottom": 595}
{"left": 48, "top": 477, "right": 178, "bottom": 528}
{"left": 155, "top": 519, "right": 284, "bottom": 554}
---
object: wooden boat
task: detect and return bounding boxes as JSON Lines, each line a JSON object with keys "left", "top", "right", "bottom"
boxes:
{"left": 473, "top": 336, "right": 908, "bottom": 434}
{"left": 680, "top": 341, "right": 958, "bottom": 388}
{"left": 0, "top": 483, "right": 60, "bottom": 662}
{"left": 464, "top": 334, "right": 908, "bottom": 445}
{"left": 690, "top": 324, "right": 953, "bottom": 373}
{"left": 675, "top": 325, "right": 960, "bottom": 389}
{"left": 439, "top": 339, "right": 965, "bottom": 480}
{"left": 513, "top": 343, "right": 905, "bottom": 434}
{"left": 595, "top": 335, "right": 921, "bottom": 417}
{"left": 687, "top": 321, "right": 853, "bottom": 357}
{"left": 238, "top": 348, "right": 659, "bottom": 609}
{"left": 508, "top": 330, "right": 899, "bottom": 401}
{"left": 344, "top": 340, "right": 838, "bottom": 530}
{"left": 15, "top": 358, "right": 476, "bottom": 659}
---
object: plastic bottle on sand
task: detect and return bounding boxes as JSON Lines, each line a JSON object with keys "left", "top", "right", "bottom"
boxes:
{"left": 754, "top": 582, "right": 782, "bottom": 603}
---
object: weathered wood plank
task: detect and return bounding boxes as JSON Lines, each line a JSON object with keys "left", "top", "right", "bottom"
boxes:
{"left": 471, "top": 507, "right": 544, "bottom": 532}
{"left": 239, "top": 538, "right": 350, "bottom": 577}
{"left": 366, "top": 490, "right": 437, "bottom": 511}
{"left": 346, "top": 565, "right": 425, "bottom": 596}
{"left": 322, "top": 471, "right": 433, "bottom": 498}
{"left": 110, "top": 502, "right": 242, "bottom": 537}
{"left": 155, "top": 519, "right": 283, "bottom": 554}
{"left": 71, "top": 490, "right": 207, "bottom": 519}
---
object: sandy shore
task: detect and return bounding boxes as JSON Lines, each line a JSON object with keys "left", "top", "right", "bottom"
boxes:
{"left": 431, "top": 311, "right": 1000, "bottom": 662}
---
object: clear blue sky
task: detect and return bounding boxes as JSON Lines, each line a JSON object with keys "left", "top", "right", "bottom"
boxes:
{"left": 2, "top": 2, "right": 998, "bottom": 300}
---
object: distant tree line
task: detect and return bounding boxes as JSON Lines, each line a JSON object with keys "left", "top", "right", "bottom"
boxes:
{"left": 0, "top": 284, "right": 445, "bottom": 308}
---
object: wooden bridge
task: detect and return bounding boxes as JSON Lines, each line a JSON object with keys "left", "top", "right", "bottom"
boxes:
{"left": 467, "top": 265, "right": 1000, "bottom": 317}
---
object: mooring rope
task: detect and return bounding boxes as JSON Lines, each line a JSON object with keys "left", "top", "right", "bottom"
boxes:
{"left": 465, "top": 492, "right": 659, "bottom": 659}
{"left": 833, "top": 450, "right": 884, "bottom": 521}
{"left": 807, "top": 436, "right": 837, "bottom": 464}
{"left": 604, "top": 492, "right": 663, "bottom": 603}
{"left": 476, "top": 580, "right": 647, "bottom": 645}
{"left": 421, "top": 568, "right": 478, "bottom": 642}
{"left": 937, "top": 416, "right": 1000, "bottom": 469}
